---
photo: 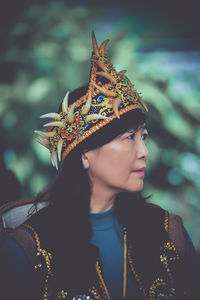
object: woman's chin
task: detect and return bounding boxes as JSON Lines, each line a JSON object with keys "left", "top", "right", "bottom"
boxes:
{"left": 121, "top": 182, "right": 144, "bottom": 193}
{"left": 133, "top": 181, "right": 144, "bottom": 192}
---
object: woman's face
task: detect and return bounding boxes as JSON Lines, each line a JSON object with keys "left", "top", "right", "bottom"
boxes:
{"left": 83, "top": 124, "right": 149, "bottom": 194}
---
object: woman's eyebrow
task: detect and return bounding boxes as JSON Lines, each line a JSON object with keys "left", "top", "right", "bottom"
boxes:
{"left": 127, "top": 124, "right": 147, "bottom": 133}
{"left": 127, "top": 129, "right": 136, "bottom": 134}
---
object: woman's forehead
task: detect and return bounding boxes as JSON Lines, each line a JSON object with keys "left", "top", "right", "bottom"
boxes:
{"left": 127, "top": 123, "right": 147, "bottom": 133}
{"left": 114, "top": 123, "right": 147, "bottom": 139}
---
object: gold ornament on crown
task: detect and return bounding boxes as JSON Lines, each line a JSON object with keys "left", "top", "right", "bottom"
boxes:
{"left": 35, "top": 32, "right": 148, "bottom": 169}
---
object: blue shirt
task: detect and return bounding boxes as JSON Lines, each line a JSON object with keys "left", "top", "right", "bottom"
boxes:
{"left": 89, "top": 207, "right": 142, "bottom": 299}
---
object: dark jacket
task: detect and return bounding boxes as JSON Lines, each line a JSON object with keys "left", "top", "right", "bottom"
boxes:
{"left": 0, "top": 203, "right": 200, "bottom": 300}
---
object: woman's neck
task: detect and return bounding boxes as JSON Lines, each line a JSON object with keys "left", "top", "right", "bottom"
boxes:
{"left": 89, "top": 183, "right": 117, "bottom": 213}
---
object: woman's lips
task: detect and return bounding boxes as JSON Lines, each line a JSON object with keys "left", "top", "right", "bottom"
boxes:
{"left": 133, "top": 167, "right": 146, "bottom": 176}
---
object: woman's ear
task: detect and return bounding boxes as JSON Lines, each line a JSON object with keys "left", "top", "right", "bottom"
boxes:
{"left": 81, "top": 152, "right": 89, "bottom": 169}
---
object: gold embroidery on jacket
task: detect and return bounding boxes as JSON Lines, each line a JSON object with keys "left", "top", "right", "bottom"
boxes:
{"left": 148, "top": 212, "right": 180, "bottom": 299}
{"left": 56, "top": 290, "right": 68, "bottom": 299}
{"left": 23, "top": 224, "right": 54, "bottom": 300}
{"left": 24, "top": 210, "right": 181, "bottom": 300}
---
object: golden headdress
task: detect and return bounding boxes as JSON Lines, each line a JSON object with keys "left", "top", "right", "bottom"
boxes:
{"left": 35, "top": 32, "right": 148, "bottom": 169}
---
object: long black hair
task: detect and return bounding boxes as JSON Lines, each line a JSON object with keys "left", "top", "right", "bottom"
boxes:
{"left": 33, "top": 85, "right": 148, "bottom": 292}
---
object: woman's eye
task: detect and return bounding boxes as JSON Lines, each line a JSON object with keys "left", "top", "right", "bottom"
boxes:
{"left": 142, "top": 133, "right": 148, "bottom": 141}
{"left": 126, "top": 131, "right": 148, "bottom": 141}
{"left": 127, "top": 133, "right": 135, "bottom": 140}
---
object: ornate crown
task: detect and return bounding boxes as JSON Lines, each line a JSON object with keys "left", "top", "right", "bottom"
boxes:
{"left": 35, "top": 32, "right": 148, "bottom": 169}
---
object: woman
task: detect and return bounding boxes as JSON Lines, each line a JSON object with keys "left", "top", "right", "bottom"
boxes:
{"left": 0, "top": 32, "right": 199, "bottom": 300}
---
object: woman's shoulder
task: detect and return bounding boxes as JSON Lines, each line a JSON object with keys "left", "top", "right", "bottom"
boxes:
{"left": 144, "top": 203, "right": 200, "bottom": 264}
{"left": 143, "top": 202, "right": 184, "bottom": 233}
{"left": 0, "top": 229, "right": 42, "bottom": 300}
{"left": 0, "top": 224, "right": 38, "bottom": 267}
{"left": 0, "top": 203, "right": 53, "bottom": 268}
{"left": 0, "top": 235, "right": 31, "bottom": 269}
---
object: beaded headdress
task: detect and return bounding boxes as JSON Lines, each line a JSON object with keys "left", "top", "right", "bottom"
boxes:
{"left": 35, "top": 32, "right": 148, "bottom": 169}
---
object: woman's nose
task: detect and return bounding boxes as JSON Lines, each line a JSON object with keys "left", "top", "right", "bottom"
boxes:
{"left": 136, "top": 140, "right": 149, "bottom": 160}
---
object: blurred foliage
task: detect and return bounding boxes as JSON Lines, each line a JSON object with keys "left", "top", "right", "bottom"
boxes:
{"left": 0, "top": 1, "right": 200, "bottom": 249}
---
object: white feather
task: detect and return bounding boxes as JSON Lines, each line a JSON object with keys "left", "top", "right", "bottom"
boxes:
{"left": 86, "top": 90, "right": 92, "bottom": 108}
{"left": 85, "top": 114, "right": 107, "bottom": 122}
{"left": 43, "top": 121, "right": 63, "bottom": 128}
{"left": 81, "top": 91, "right": 92, "bottom": 114}
{"left": 35, "top": 137, "right": 49, "bottom": 149}
{"left": 40, "top": 113, "right": 60, "bottom": 119}
{"left": 51, "top": 152, "right": 58, "bottom": 170}
{"left": 62, "top": 91, "right": 69, "bottom": 113}
{"left": 67, "top": 102, "right": 76, "bottom": 123}
{"left": 57, "top": 139, "right": 63, "bottom": 162}
{"left": 50, "top": 152, "right": 55, "bottom": 167}
{"left": 34, "top": 130, "right": 55, "bottom": 137}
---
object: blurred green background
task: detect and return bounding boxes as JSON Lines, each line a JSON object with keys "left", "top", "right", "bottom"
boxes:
{"left": 0, "top": 0, "right": 200, "bottom": 250}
